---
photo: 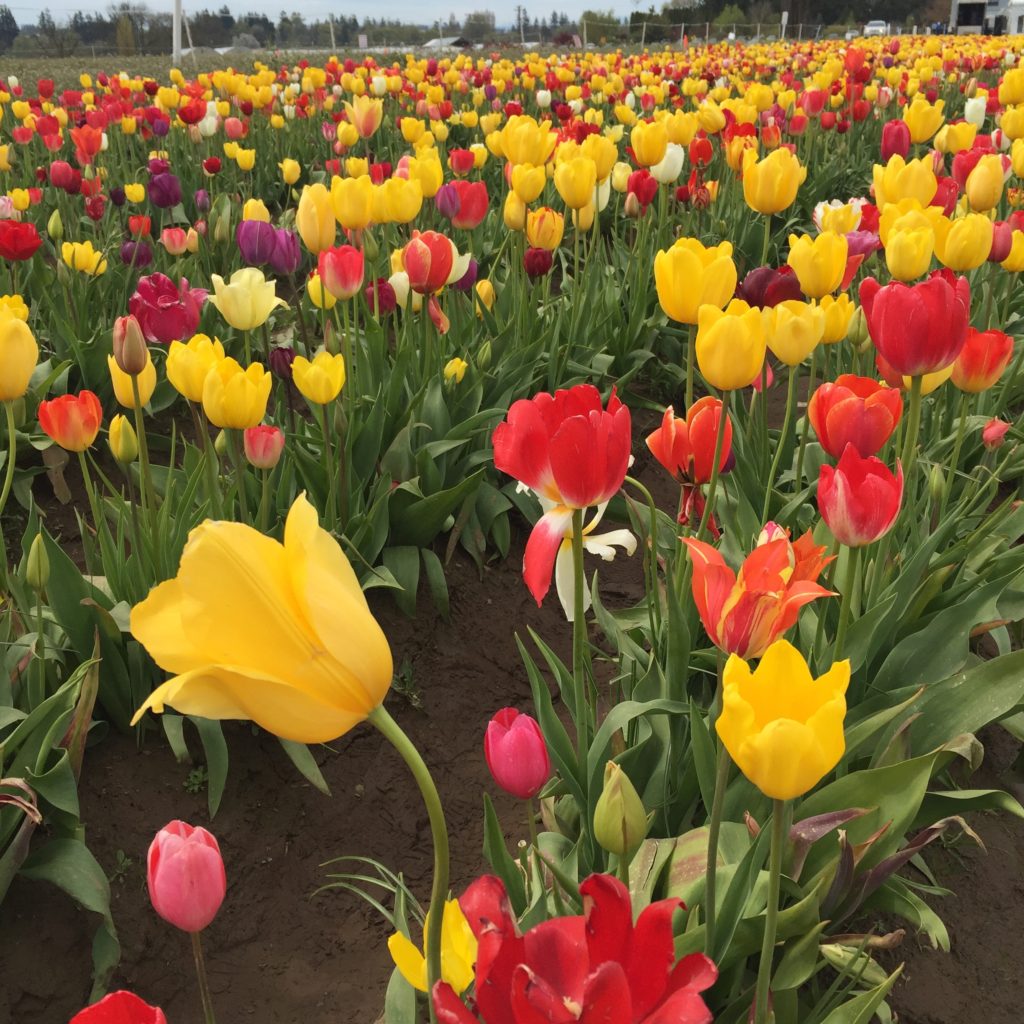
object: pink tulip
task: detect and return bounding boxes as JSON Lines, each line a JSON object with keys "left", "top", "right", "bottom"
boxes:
{"left": 244, "top": 424, "right": 285, "bottom": 469}
{"left": 817, "top": 444, "right": 903, "bottom": 547}
{"left": 69, "top": 991, "right": 167, "bottom": 1024}
{"left": 484, "top": 708, "right": 551, "bottom": 800}
{"left": 147, "top": 820, "right": 226, "bottom": 933}
{"left": 983, "top": 418, "right": 1011, "bottom": 451}
{"left": 318, "top": 244, "right": 364, "bottom": 300}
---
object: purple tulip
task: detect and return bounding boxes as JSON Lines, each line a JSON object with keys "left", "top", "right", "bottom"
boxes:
{"left": 120, "top": 240, "right": 153, "bottom": 268}
{"left": 846, "top": 230, "right": 883, "bottom": 257}
{"left": 269, "top": 345, "right": 296, "bottom": 381}
{"left": 148, "top": 158, "right": 171, "bottom": 176}
{"left": 109, "top": 186, "right": 126, "bottom": 207}
{"left": 194, "top": 189, "right": 211, "bottom": 214}
{"left": 268, "top": 228, "right": 301, "bottom": 276}
{"left": 452, "top": 257, "right": 478, "bottom": 293}
{"left": 151, "top": 117, "right": 170, "bottom": 138}
{"left": 484, "top": 84, "right": 497, "bottom": 101}
{"left": 735, "top": 265, "right": 803, "bottom": 308}
{"left": 434, "top": 183, "right": 461, "bottom": 221}
{"left": 236, "top": 219, "right": 277, "bottom": 266}
{"left": 147, "top": 172, "right": 182, "bottom": 209}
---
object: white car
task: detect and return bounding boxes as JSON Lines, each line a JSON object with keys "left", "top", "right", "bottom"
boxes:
{"left": 864, "top": 20, "right": 889, "bottom": 35}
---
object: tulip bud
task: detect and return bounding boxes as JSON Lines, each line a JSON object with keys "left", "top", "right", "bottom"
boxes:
{"left": 25, "top": 533, "right": 49, "bottom": 592}
{"left": 846, "top": 305, "right": 869, "bottom": 349}
{"left": 362, "top": 227, "right": 379, "bottom": 262}
{"left": 112, "top": 315, "right": 149, "bottom": 376}
{"left": 47, "top": 209, "right": 63, "bottom": 240}
{"left": 477, "top": 339, "right": 492, "bottom": 372}
{"left": 243, "top": 424, "right": 285, "bottom": 470}
{"left": 928, "top": 464, "right": 945, "bottom": 527}
{"left": 108, "top": 414, "right": 139, "bottom": 464}
{"left": 593, "top": 761, "right": 649, "bottom": 858}
{"left": 147, "top": 820, "right": 226, "bottom": 933}
{"left": 623, "top": 192, "right": 643, "bottom": 219}
{"left": 483, "top": 708, "right": 550, "bottom": 800}
{"left": 214, "top": 429, "right": 229, "bottom": 456}
{"left": 983, "top": 418, "right": 1011, "bottom": 450}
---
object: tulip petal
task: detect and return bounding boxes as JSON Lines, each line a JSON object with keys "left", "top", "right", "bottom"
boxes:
{"left": 579, "top": 961, "right": 632, "bottom": 1024}
{"left": 643, "top": 987, "right": 714, "bottom": 1024}
{"left": 626, "top": 897, "right": 683, "bottom": 1018}
{"left": 433, "top": 982, "right": 481, "bottom": 1024}
{"left": 524, "top": 506, "right": 574, "bottom": 606}
{"left": 581, "top": 873, "right": 632, "bottom": 968}
{"left": 388, "top": 931, "right": 428, "bottom": 992}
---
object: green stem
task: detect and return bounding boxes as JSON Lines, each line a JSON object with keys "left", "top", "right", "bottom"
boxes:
{"left": 685, "top": 322, "right": 696, "bottom": 410}
{"left": 368, "top": 705, "right": 449, "bottom": 1022}
{"left": 190, "top": 930, "right": 218, "bottom": 1024}
{"left": 900, "top": 375, "right": 924, "bottom": 487}
{"left": 795, "top": 347, "right": 817, "bottom": 492}
{"left": 197, "top": 408, "right": 223, "bottom": 519}
{"left": 754, "top": 799, "right": 787, "bottom": 1024}
{"left": 228, "top": 431, "right": 249, "bottom": 526}
{"left": 618, "top": 852, "right": 630, "bottom": 890}
{"left": 571, "top": 507, "right": 590, "bottom": 762}
{"left": 940, "top": 392, "right": 970, "bottom": 521}
{"left": 760, "top": 214, "right": 772, "bottom": 267}
{"left": 319, "top": 403, "right": 338, "bottom": 533}
{"left": 695, "top": 390, "right": 730, "bottom": 542}
{"left": 242, "top": 330, "right": 252, "bottom": 365}
{"left": 0, "top": 400, "right": 17, "bottom": 525}
{"left": 833, "top": 545, "right": 859, "bottom": 664}
{"left": 761, "top": 364, "right": 799, "bottom": 525}
{"left": 704, "top": 653, "right": 730, "bottom": 958}
{"left": 130, "top": 375, "right": 158, "bottom": 538}
{"left": 31, "top": 590, "right": 46, "bottom": 708}
{"left": 258, "top": 469, "right": 271, "bottom": 533}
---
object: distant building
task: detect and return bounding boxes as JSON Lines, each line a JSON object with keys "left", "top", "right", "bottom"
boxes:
{"left": 423, "top": 35, "right": 471, "bottom": 48}
{"left": 949, "top": 0, "right": 1024, "bottom": 33}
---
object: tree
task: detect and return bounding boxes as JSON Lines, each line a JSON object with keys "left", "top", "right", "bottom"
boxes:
{"left": 462, "top": 9, "right": 495, "bottom": 40}
{"left": 115, "top": 12, "right": 135, "bottom": 52}
{"left": 0, "top": 5, "right": 19, "bottom": 51}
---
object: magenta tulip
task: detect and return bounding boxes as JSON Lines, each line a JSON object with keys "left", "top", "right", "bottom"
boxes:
{"left": 484, "top": 708, "right": 551, "bottom": 800}
{"left": 147, "top": 820, "right": 226, "bottom": 933}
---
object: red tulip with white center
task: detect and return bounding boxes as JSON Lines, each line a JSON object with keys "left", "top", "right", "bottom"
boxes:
{"left": 817, "top": 444, "right": 904, "bottom": 547}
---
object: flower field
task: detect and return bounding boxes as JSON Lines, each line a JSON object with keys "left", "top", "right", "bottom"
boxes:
{"left": 3, "top": 33, "right": 1024, "bottom": 1024}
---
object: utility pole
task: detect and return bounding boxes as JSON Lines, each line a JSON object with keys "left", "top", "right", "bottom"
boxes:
{"left": 172, "top": 0, "right": 182, "bottom": 64}
{"left": 329, "top": 14, "right": 336, "bottom": 49}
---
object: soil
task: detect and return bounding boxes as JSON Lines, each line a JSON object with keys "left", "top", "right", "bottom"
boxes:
{"left": 4, "top": 415, "right": 1024, "bottom": 1024}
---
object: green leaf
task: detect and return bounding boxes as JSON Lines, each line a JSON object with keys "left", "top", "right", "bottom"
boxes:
{"left": 818, "top": 966, "right": 902, "bottom": 1024}
{"left": 191, "top": 717, "right": 229, "bottom": 818}
{"left": 482, "top": 793, "right": 527, "bottom": 915}
{"left": 279, "top": 739, "right": 331, "bottom": 796}
{"left": 420, "top": 548, "right": 450, "bottom": 621}
{"left": 773, "top": 920, "right": 830, "bottom": 991}
{"left": 383, "top": 546, "right": 421, "bottom": 618}
{"left": 917, "top": 788, "right": 1024, "bottom": 825}
{"left": 383, "top": 966, "right": 417, "bottom": 1024}
{"left": 389, "top": 469, "right": 485, "bottom": 547}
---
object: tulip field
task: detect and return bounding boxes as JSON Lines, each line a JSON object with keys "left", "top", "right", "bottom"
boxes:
{"left": 6, "top": 32, "right": 1024, "bottom": 1024}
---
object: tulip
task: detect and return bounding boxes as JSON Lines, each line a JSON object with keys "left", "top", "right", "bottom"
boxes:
{"left": 819, "top": 444, "right": 903, "bottom": 550}
{"left": 1003, "top": 230, "right": 1024, "bottom": 272}
{"left": 934, "top": 214, "right": 993, "bottom": 272}
{"left": 443, "top": 357, "right": 468, "bottom": 384}
{"left": 147, "top": 172, "right": 182, "bottom": 208}
{"left": 374, "top": 177, "right": 423, "bottom": 224}
{"left": 201, "top": 357, "right": 271, "bottom": 430}
{"left": 764, "top": 299, "right": 825, "bottom": 366}
{"left": 404, "top": 231, "right": 455, "bottom": 294}
{"left": 646, "top": 398, "right": 732, "bottom": 484}
{"left": 483, "top": 708, "right": 550, "bottom": 799}
{"left": 318, "top": 245, "right": 364, "bottom": 301}
{"left": 880, "top": 119, "right": 912, "bottom": 161}
{"left": 242, "top": 198, "right": 270, "bottom": 223}
{"left": 129, "top": 274, "right": 207, "bottom": 345}
{"left": 38, "top": 391, "right": 103, "bottom": 452}
{"left": 147, "top": 820, "right": 226, "bottom": 933}
{"left": 554, "top": 155, "right": 597, "bottom": 210}
{"left": 808, "top": 375, "right": 902, "bottom": 459}
{"left": 630, "top": 118, "right": 669, "bottom": 166}
{"left": 717, "top": 639, "right": 849, "bottom": 800}
{"left": 389, "top": 900, "right": 477, "bottom": 994}
{"left": 654, "top": 238, "right": 737, "bottom": 325}
{"left": 503, "top": 191, "right": 527, "bottom": 231}
{"left": 814, "top": 200, "right": 863, "bottom": 235}
{"left": 736, "top": 265, "right": 803, "bottom": 308}
{"left": 279, "top": 158, "right": 300, "bottom": 185}
{"left": 523, "top": 246, "right": 553, "bottom": 280}
{"left": 166, "top": 335, "right": 225, "bottom": 404}
{"left": 902, "top": 97, "right": 945, "bottom": 144}
{"left": 695, "top": 299, "right": 767, "bottom": 390}
{"left": 525, "top": 206, "right": 565, "bottom": 251}
{"left": 108, "top": 352, "right": 157, "bottom": 409}
{"left": 951, "top": 327, "right": 1014, "bottom": 392}
{"left": 69, "top": 991, "right": 167, "bottom": 1024}
{"left": 742, "top": 147, "right": 807, "bottom": 215}
{"left": 684, "top": 533, "right": 832, "bottom": 659}
{"left": 296, "top": 183, "right": 336, "bottom": 254}
{"left": 344, "top": 95, "right": 383, "bottom": 139}
{"left": 0, "top": 316, "right": 38, "bottom": 400}
{"left": 786, "top": 232, "right": 848, "bottom": 299}
{"left": 819, "top": 294, "right": 856, "bottom": 344}
{"left": 293, "top": 351, "right": 346, "bottom": 405}
{"left": 884, "top": 224, "right": 935, "bottom": 281}
{"left": 859, "top": 270, "right": 970, "bottom": 377}
{"left": 983, "top": 418, "right": 1011, "bottom": 450}
{"left": 109, "top": 414, "right": 139, "bottom": 464}
{"left": 511, "top": 163, "right": 546, "bottom": 203}
{"left": 365, "top": 277, "right": 397, "bottom": 316}
{"left": 209, "top": 268, "right": 286, "bottom": 332}
{"left": 965, "top": 153, "right": 1006, "bottom": 213}
{"left": 236, "top": 219, "right": 277, "bottom": 266}
{"left": 130, "top": 494, "right": 392, "bottom": 742}
{"left": 331, "top": 174, "right": 373, "bottom": 231}
{"left": 492, "top": 384, "right": 631, "bottom": 607}
{"left": 243, "top": 424, "right": 285, "bottom": 470}
{"left": 0, "top": 220, "right": 42, "bottom": 261}
{"left": 593, "top": 760, "right": 650, "bottom": 858}
{"left": 62, "top": 239, "right": 107, "bottom": 275}
{"left": 872, "top": 155, "right": 937, "bottom": 209}
{"left": 268, "top": 228, "right": 301, "bottom": 277}
{"left": 448, "top": 181, "right": 488, "bottom": 230}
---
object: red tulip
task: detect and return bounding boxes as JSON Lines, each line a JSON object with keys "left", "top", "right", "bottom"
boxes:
{"left": 807, "top": 374, "right": 902, "bottom": 459}
{"left": 405, "top": 230, "right": 455, "bottom": 294}
{"left": 492, "top": 384, "right": 631, "bottom": 605}
{"left": 983, "top": 418, "right": 1011, "bottom": 450}
{"left": 859, "top": 270, "right": 970, "bottom": 377}
{"left": 243, "top": 424, "right": 285, "bottom": 469}
{"left": 318, "top": 244, "right": 364, "bottom": 300}
{"left": 129, "top": 273, "right": 207, "bottom": 345}
{"left": 0, "top": 220, "right": 42, "bottom": 261}
{"left": 433, "top": 872, "right": 717, "bottom": 1024}
{"left": 645, "top": 398, "right": 731, "bottom": 484}
{"left": 148, "top": 820, "right": 226, "bottom": 933}
{"left": 484, "top": 708, "right": 550, "bottom": 800}
{"left": 683, "top": 533, "right": 832, "bottom": 659}
{"left": 818, "top": 444, "right": 903, "bottom": 547}
{"left": 449, "top": 148, "right": 476, "bottom": 176}
{"left": 880, "top": 119, "right": 911, "bottom": 160}
{"left": 70, "top": 124, "right": 104, "bottom": 166}
{"left": 951, "top": 327, "right": 1013, "bottom": 393}
{"left": 69, "top": 991, "right": 167, "bottom": 1024}
{"left": 38, "top": 391, "right": 103, "bottom": 452}
{"left": 523, "top": 246, "right": 553, "bottom": 280}
{"left": 450, "top": 180, "right": 488, "bottom": 230}
{"left": 735, "top": 265, "right": 802, "bottom": 308}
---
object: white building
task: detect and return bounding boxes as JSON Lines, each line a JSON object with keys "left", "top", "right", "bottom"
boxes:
{"left": 949, "top": 0, "right": 1024, "bottom": 34}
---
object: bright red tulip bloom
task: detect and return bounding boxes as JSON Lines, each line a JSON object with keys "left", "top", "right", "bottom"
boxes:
{"left": 433, "top": 872, "right": 717, "bottom": 1024}
{"left": 807, "top": 374, "right": 902, "bottom": 459}
{"left": 405, "top": 230, "right": 455, "bottom": 294}
{"left": 645, "top": 398, "right": 731, "bottom": 484}
{"left": 69, "top": 991, "right": 167, "bottom": 1024}
{"left": 951, "top": 327, "right": 1014, "bottom": 393}
{"left": 243, "top": 424, "right": 285, "bottom": 469}
{"left": 493, "top": 384, "right": 631, "bottom": 606}
{"left": 129, "top": 273, "right": 207, "bottom": 345}
{"left": 38, "top": 391, "right": 103, "bottom": 452}
{"left": 683, "top": 533, "right": 833, "bottom": 659}
{"left": 484, "top": 708, "right": 550, "bottom": 800}
{"left": 0, "top": 220, "right": 42, "bottom": 261}
{"left": 318, "top": 244, "right": 364, "bottom": 300}
{"left": 450, "top": 180, "right": 489, "bottom": 230}
{"left": 818, "top": 444, "right": 903, "bottom": 547}
{"left": 859, "top": 270, "right": 970, "bottom": 377}
{"left": 69, "top": 123, "right": 103, "bottom": 166}
{"left": 148, "top": 820, "right": 226, "bottom": 934}
{"left": 880, "top": 119, "right": 911, "bottom": 160}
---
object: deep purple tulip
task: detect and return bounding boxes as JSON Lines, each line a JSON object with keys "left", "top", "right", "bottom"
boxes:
{"left": 109, "top": 186, "right": 126, "bottom": 207}
{"left": 269, "top": 345, "right": 296, "bottom": 381}
{"left": 151, "top": 117, "right": 170, "bottom": 138}
{"left": 452, "top": 257, "right": 478, "bottom": 293}
{"left": 236, "top": 219, "right": 276, "bottom": 266}
{"left": 736, "top": 265, "right": 803, "bottom": 308}
{"left": 147, "top": 172, "right": 182, "bottom": 209}
{"left": 194, "top": 189, "right": 211, "bottom": 213}
{"left": 434, "top": 183, "right": 461, "bottom": 221}
{"left": 120, "top": 240, "right": 153, "bottom": 268}
{"left": 268, "top": 228, "right": 301, "bottom": 276}
{"left": 484, "top": 84, "right": 497, "bottom": 101}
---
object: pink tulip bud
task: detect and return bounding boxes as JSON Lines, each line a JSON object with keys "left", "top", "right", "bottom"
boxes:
{"left": 983, "top": 418, "right": 1011, "bottom": 451}
{"left": 484, "top": 708, "right": 550, "bottom": 800}
{"left": 244, "top": 424, "right": 285, "bottom": 469}
{"left": 112, "top": 314, "right": 149, "bottom": 376}
{"left": 147, "top": 820, "right": 226, "bottom": 933}
{"left": 70, "top": 991, "right": 167, "bottom": 1023}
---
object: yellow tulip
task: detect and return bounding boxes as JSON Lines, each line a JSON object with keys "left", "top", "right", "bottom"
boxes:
{"left": 62, "top": 240, "right": 107, "bottom": 276}
{"left": 511, "top": 163, "right": 547, "bottom": 204}
{"left": 400, "top": 117, "right": 425, "bottom": 144}
{"left": 818, "top": 294, "right": 856, "bottom": 344}
{"left": 665, "top": 109, "right": 698, "bottom": 146}
{"left": 572, "top": 203, "right": 596, "bottom": 232}
{"left": 763, "top": 300, "right": 825, "bottom": 366}
{"left": 279, "top": 158, "right": 300, "bottom": 185}
{"left": 242, "top": 198, "right": 271, "bottom": 222}
{"left": 443, "top": 357, "right": 468, "bottom": 383}
{"left": 210, "top": 268, "right": 286, "bottom": 332}
{"left": 0, "top": 294, "right": 28, "bottom": 321}
{"left": 999, "top": 68, "right": 1024, "bottom": 106}
{"left": 742, "top": 148, "right": 807, "bottom": 215}
{"left": 965, "top": 153, "right": 1005, "bottom": 212}
{"left": 130, "top": 494, "right": 393, "bottom": 743}
{"left": 902, "top": 97, "right": 945, "bottom": 143}
{"left": 388, "top": 899, "right": 477, "bottom": 995}
{"left": 344, "top": 95, "right": 383, "bottom": 139}
{"left": 695, "top": 299, "right": 767, "bottom": 390}
{"left": 525, "top": 206, "right": 564, "bottom": 250}
{"left": 345, "top": 157, "right": 369, "bottom": 179}
{"left": 630, "top": 119, "right": 668, "bottom": 167}
{"left": 580, "top": 132, "right": 618, "bottom": 182}
{"left": 0, "top": 315, "right": 38, "bottom": 401}
{"left": 201, "top": 357, "right": 272, "bottom": 430}
{"left": 934, "top": 120, "right": 977, "bottom": 155}
{"left": 503, "top": 192, "right": 526, "bottom": 232}
{"left": 374, "top": 177, "right": 423, "bottom": 225}
{"left": 107, "top": 351, "right": 157, "bottom": 409}
{"left": 934, "top": 213, "right": 993, "bottom": 272}
{"left": 235, "top": 148, "right": 256, "bottom": 172}
{"left": 654, "top": 238, "right": 737, "bottom": 326}
{"left": 885, "top": 225, "right": 935, "bottom": 281}
{"left": 717, "top": 639, "right": 849, "bottom": 801}
{"left": 330, "top": 174, "right": 373, "bottom": 231}
{"left": 817, "top": 202, "right": 862, "bottom": 235}
{"left": 108, "top": 414, "right": 138, "bottom": 464}
{"left": 475, "top": 279, "right": 495, "bottom": 318}
{"left": 872, "top": 155, "right": 937, "bottom": 209}
{"left": 292, "top": 351, "right": 346, "bottom": 405}
{"left": 786, "top": 232, "right": 848, "bottom": 299}
{"left": 124, "top": 182, "right": 145, "bottom": 203}
{"left": 1000, "top": 105, "right": 1024, "bottom": 141}
{"left": 306, "top": 272, "right": 337, "bottom": 310}
{"left": 1002, "top": 229, "right": 1024, "bottom": 272}
{"left": 166, "top": 334, "right": 225, "bottom": 404}
{"left": 499, "top": 115, "right": 557, "bottom": 167}
{"left": 902, "top": 363, "right": 954, "bottom": 395}
{"left": 554, "top": 156, "right": 597, "bottom": 211}
{"left": 407, "top": 151, "right": 443, "bottom": 199}
{"left": 296, "top": 183, "right": 336, "bottom": 255}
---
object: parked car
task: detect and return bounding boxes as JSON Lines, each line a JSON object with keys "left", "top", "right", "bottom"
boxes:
{"left": 864, "top": 20, "right": 889, "bottom": 35}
